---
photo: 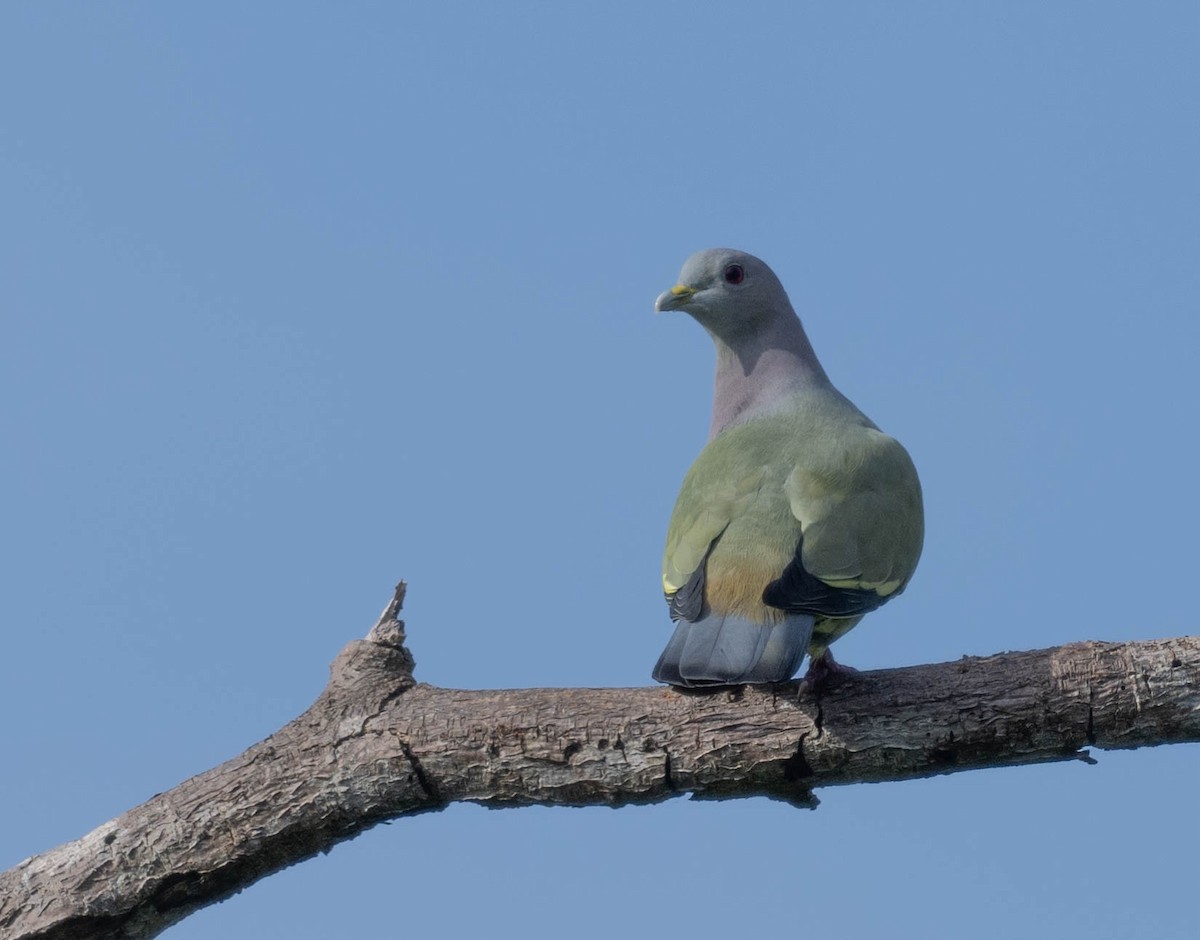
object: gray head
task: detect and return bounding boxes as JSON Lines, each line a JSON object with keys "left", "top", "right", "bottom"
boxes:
{"left": 655, "top": 248, "right": 796, "bottom": 342}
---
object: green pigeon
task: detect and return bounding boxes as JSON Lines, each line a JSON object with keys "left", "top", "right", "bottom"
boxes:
{"left": 653, "top": 248, "right": 924, "bottom": 687}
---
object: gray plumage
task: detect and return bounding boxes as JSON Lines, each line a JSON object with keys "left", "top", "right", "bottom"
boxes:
{"left": 653, "top": 613, "right": 814, "bottom": 687}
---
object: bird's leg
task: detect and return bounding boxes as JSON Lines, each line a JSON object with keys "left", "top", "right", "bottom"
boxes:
{"left": 802, "top": 649, "right": 860, "bottom": 689}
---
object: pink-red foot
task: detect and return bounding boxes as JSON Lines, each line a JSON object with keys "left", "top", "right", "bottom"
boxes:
{"left": 801, "top": 650, "right": 860, "bottom": 689}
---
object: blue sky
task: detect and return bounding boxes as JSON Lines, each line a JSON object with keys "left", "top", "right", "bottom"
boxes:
{"left": 3, "top": 3, "right": 1199, "bottom": 937}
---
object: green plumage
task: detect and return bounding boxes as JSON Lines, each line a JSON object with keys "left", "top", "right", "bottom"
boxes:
{"left": 663, "top": 384, "right": 923, "bottom": 659}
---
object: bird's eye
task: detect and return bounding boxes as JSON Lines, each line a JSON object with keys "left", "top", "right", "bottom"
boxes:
{"left": 723, "top": 264, "right": 745, "bottom": 285}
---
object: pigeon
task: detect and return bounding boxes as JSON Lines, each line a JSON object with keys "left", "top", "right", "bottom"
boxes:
{"left": 653, "top": 248, "right": 924, "bottom": 687}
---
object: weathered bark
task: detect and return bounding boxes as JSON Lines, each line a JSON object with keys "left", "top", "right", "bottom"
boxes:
{"left": 3, "top": 582, "right": 1199, "bottom": 940}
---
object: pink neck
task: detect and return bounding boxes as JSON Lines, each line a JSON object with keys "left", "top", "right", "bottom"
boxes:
{"left": 708, "top": 317, "right": 829, "bottom": 440}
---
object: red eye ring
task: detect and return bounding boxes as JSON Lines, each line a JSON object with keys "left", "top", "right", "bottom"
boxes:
{"left": 723, "top": 263, "right": 745, "bottom": 285}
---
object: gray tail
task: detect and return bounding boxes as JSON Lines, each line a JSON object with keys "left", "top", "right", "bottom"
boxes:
{"left": 652, "top": 613, "right": 814, "bottom": 688}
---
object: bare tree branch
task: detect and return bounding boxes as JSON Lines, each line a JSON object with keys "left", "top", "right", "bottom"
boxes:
{"left": 3, "top": 581, "right": 1199, "bottom": 940}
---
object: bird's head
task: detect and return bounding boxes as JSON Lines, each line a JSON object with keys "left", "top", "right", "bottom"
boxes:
{"left": 655, "top": 248, "right": 794, "bottom": 340}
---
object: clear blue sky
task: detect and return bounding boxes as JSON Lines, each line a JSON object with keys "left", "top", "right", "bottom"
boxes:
{"left": 3, "top": 4, "right": 1199, "bottom": 938}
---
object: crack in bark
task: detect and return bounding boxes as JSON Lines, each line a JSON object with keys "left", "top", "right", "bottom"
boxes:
{"left": 782, "top": 734, "right": 815, "bottom": 782}
{"left": 662, "top": 749, "right": 676, "bottom": 791}
{"left": 399, "top": 739, "right": 441, "bottom": 803}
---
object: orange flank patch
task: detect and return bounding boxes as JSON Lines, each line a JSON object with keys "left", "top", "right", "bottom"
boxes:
{"left": 702, "top": 558, "right": 786, "bottom": 624}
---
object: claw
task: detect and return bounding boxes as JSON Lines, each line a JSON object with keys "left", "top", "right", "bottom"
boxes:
{"left": 801, "top": 649, "right": 860, "bottom": 690}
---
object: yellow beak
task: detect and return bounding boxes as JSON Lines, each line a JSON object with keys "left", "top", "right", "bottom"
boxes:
{"left": 655, "top": 284, "right": 696, "bottom": 313}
